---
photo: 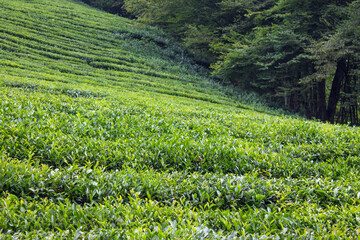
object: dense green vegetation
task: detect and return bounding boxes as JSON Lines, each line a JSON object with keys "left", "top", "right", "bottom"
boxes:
{"left": 1, "top": 0, "right": 360, "bottom": 238}
{"left": 94, "top": 0, "right": 360, "bottom": 125}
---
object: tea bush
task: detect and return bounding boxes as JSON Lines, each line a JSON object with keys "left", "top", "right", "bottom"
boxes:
{"left": 0, "top": 0, "right": 360, "bottom": 238}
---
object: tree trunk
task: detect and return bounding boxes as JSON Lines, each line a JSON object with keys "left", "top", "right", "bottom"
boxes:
{"left": 317, "top": 79, "right": 327, "bottom": 121}
{"left": 326, "top": 58, "right": 347, "bottom": 123}
{"left": 312, "top": 82, "right": 318, "bottom": 117}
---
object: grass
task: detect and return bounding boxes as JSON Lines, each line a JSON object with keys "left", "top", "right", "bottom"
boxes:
{"left": 1, "top": 0, "right": 360, "bottom": 238}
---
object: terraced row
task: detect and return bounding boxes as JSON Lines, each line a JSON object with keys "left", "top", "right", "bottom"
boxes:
{"left": 1, "top": 87, "right": 359, "bottom": 178}
{"left": 1, "top": 0, "right": 360, "bottom": 238}
{"left": 0, "top": 0, "right": 237, "bottom": 106}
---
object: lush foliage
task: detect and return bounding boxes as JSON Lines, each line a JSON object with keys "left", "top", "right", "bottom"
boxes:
{"left": 122, "top": 0, "right": 360, "bottom": 125}
{"left": 80, "top": 0, "right": 130, "bottom": 17}
{"left": 1, "top": 0, "right": 360, "bottom": 238}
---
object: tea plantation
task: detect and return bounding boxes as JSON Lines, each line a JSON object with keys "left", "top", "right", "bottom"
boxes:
{"left": 1, "top": 0, "right": 360, "bottom": 239}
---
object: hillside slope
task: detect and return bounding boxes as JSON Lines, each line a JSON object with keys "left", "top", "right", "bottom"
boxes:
{"left": 1, "top": 0, "right": 360, "bottom": 238}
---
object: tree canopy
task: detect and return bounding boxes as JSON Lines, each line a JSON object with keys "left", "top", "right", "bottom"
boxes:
{"left": 82, "top": 0, "right": 360, "bottom": 125}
